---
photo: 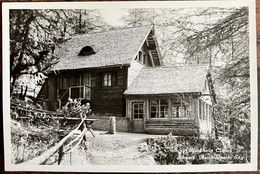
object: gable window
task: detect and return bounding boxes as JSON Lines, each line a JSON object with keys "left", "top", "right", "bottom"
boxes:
{"left": 150, "top": 99, "right": 168, "bottom": 118}
{"left": 136, "top": 51, "right": 148, "bottom": 65}
{"left": 143, "top": 54, "right": 148, "bottom": 65}
{"left": 133, "top": 102, "right": 144, "bottom": 119}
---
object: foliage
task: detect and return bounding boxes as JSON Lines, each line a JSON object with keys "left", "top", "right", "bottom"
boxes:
{"left": 11, "top": 119, "right": 60, "bottom": 164}
{"left": 11, "top": 96, "right": 60, "bottom": 128}
{"left": 67, "top": 9, "right": 111, "bottom": 34}
{"left": 58, "top": 98, "right": 91, "bottom": 118}
{"left": 121, "top": 8, "right": 238, "bottom": 65}
{"left": 11, "top": 96, "right": 42, "bottom": 110}
{"left": 147, "top": 134, "right": 249, "bottom": 165}
{"left": 10, "top": 96, "right": 91, "bottom": 164}
{"left": 190, "top": 7, "right": 251, "bottom": 154}
{"left": 10, "top": 10, "right": 60, "bottom": 92}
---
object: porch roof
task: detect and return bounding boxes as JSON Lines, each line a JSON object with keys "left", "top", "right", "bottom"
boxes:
{"left": 52, "top": 25, "right": 155, "bottom": 71}
{"left": 124, "top": 66, "right": 209, "bottom": 95}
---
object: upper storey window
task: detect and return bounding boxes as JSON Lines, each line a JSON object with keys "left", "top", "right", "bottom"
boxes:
{"left": 102, "top": 72, "right": 112, "bottom": 87}
{"left": 102, "top": 72, "right": 117, "bottom": 87}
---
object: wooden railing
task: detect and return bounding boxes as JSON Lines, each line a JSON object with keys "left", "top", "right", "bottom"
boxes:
{"left": 58, "top": 86, "right": 91, "bottom": 109}
{"left": 21, "top": 115, "right": 89, "bottom": 165}
{"left": 215, "top": 119, "right": 230, "bottom": 137}
{"left": 11, "top": 103, "right": 93, "bottom": 165}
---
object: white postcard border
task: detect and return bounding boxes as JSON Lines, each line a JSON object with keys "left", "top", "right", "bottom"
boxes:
{"left": 2, "top": 0, "right": 258, "bottom": 172}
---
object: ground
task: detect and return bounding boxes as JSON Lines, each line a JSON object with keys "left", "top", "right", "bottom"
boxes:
{"left": 58, "top": 130, "right": 163, "bottom": 165}
{"left": 11, "top": 117, "right": 163, "bottom": 165}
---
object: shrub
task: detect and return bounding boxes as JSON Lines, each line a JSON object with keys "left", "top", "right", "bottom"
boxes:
{"left": 57, "top": 98, "right": 91, "bottom": 118}
{"left": 146, "top": 133, "right": 247, "bottom": 165}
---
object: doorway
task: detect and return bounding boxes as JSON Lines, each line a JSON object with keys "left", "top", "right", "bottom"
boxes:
{"left": 131, "top": 102, "right": 144, "bottom": 132}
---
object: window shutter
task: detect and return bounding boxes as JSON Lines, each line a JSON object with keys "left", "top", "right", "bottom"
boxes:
{"left": 112, "top": 72, "right": 117, "bottom": 86}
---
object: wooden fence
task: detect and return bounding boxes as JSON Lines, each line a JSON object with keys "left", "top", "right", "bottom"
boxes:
{"left": 11, "top": 103, "right": 90, "bottom": 165}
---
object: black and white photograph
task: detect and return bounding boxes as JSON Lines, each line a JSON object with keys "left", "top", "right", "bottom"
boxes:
{"left": 2, "top": 0, "right": 258, "bottom": 172}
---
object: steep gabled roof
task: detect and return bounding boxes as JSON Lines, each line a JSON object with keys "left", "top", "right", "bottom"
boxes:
{"left": 124, "top": 66, "right": 209, "bottom": 95}
{"left": 52, "top": 25, "right": 155, "bottom": 70}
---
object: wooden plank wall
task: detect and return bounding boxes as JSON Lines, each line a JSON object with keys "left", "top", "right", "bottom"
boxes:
{"left": 91, "top": 66, "right": 128, "bottom": 116}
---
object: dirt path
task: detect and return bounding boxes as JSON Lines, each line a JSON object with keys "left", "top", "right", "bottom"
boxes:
{"left": 59, "top": 130, "right": 163, "bottom": 165}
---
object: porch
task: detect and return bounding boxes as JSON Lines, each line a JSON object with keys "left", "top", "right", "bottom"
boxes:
{"left": 58, "top": 85, "right": 91, "bottom": 108}
{"left": 126, "top": 96, "right": 201, "bottom": 135}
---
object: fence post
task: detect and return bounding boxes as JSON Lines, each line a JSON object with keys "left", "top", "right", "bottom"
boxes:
{"left": 108, "top": 116, "right": 116, "bottom": 134}
{"left": 58, "top": 130, "right": 65, "bottom": 165}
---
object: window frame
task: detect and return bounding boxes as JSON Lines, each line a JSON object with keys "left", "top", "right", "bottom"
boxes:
{"left": 136, "top": 50, "right": 148, "bottom": 66}
{"left": 198, "top": 99, "right": 211, "bottom": 120}
{"left": 101, "top": 72, "right": 117, "bottom": 87}
{"left": 150, "top": 99, "right": 169, "bottom": 119}
{"left": 171, "top": 105, "right": 188, "bottom": 118}
{"left": 102, "top": 72, "right": 112, "bottom": 87}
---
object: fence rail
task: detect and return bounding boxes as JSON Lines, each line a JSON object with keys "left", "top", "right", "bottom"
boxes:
{"left": 11, "top": 102, "right": 89, "bottom": 165}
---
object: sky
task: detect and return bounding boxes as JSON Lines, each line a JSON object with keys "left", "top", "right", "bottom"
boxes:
{"left": 99, "top": 8, "right": 127, "bottom": 27}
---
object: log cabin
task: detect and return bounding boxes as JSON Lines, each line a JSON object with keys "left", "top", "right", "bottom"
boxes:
{"left": 37, "top": 25, "right": 216, "bottom": 136}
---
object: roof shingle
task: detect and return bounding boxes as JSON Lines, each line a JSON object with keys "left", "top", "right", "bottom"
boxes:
{"left": 124, "top": 66, "right": 209, "bottom": 95}
{"left": 52, "top": 25, "right": 153, "bottom": 70}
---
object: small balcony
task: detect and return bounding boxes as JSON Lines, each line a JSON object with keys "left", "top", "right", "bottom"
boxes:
{"left": 58, "top": 86, "right": 91, "bottom": 109}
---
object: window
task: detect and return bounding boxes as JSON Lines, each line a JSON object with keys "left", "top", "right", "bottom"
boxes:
{"left": 199, "top": 100, "right": 209, "bottom": 120}
{"left": 102, "top": 72, "right": 112, "bottom": 86}
{"left": 138, "top": 51, "right": 143, "bottom": 63}
{"left": 102, "top": 72, "right": 117, "bottom": 87}
{"left": 199, "top": 100, "right": 202, "bottom": 119}
{"left": 133, "top": 102, "right": 144, "bottom": 119}
{"left": 60, "top": 76, "right": 68, "bottom": 88}
{"left": 136, "top": 51, "right": 148, "bottom": 65}
{"left": 172, "top": 105, "right": 188, "bottom": 118}
{"left": 150, "top": 99, "right": 168, "bottom": 118}
{"left": 143, "top": 54, "right": 148, "bottom": 65}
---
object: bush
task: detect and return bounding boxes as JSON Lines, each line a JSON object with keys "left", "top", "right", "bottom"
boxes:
{"left": 146, "top": 133, "right": 247, "bottom": 165}
{"left": 57, "top": 98, "right": 91, "bottom": 118}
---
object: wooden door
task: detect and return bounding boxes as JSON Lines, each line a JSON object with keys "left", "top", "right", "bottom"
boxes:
{"left": 131, "top": 102, "right": 144, "bottom": 132}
